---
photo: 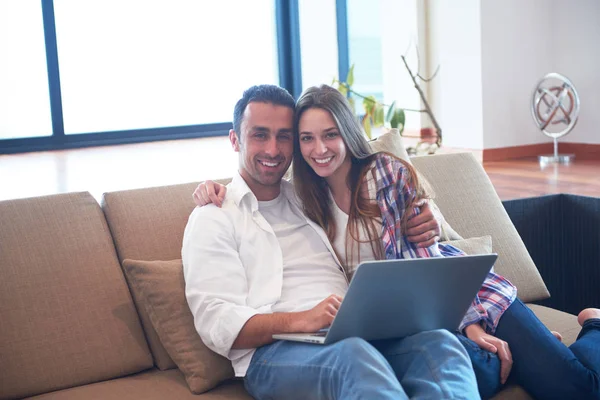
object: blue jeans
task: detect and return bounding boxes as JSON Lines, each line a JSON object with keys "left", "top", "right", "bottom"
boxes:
{"left": 460, "top": 299, "right": 600, "bottom": 400}
{"left": 244, "top": 329, "right": 480, "bottom": 400}
{"left": 456, "top": 334, "right": 501, "bottom": 399}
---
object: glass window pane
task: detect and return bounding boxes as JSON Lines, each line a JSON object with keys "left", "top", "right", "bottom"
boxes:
{"left": 54, "top": 0, "right": 279, "bottom": 134}
{"left": 299, "top": 0, "right": 339, "bottom": 89}
{"left": 347, "top": 0, "right": 421, "bottom": 132}
{"left": 0, "top": 1, "right": 52, "bottom": 139}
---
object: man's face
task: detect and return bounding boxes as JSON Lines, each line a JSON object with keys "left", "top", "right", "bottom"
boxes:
{"left": 230, "top": 102, "right": 294, "bottom": 201}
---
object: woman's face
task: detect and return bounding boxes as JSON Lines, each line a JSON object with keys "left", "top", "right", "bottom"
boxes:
{"left": 298, "top": 108, "right": 351, "bottom": 182}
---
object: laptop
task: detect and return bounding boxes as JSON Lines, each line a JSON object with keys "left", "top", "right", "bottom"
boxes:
{"left": 272, "top": 254, "right": 497, "bottom": 345}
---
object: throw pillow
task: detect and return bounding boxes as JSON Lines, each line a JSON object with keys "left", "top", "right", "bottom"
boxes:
{"left": 369, "top": 128, "right": 462, "bottom": 241}
{"left": 441, "top": 235, "right": 493, "bottom": 255}
{"left": 122, "top": 259, "right": 234, "bottom": 394}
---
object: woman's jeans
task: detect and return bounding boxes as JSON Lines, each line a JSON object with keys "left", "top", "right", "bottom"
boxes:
{"left": 459, "top": 298, "right": 600, "bottom": 400}
{"left": 244, "top": 329, "right": 480, "bottom": 400}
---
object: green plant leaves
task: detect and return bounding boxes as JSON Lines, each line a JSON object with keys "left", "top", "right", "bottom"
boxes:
{"left": 374, "top": 106, "right": 385, "bottom": 127}
{"left": 390, "top": 110, "right": 399, "bottom": 129}
{"left": 362, "top": 96, "right": 376, "bottom": 138}
{"left": 362, "top": 96, "right": 376, "bottom": 116}
{"left": 396, "top": 108, "right": 405, "bottom": 128}
{"left": 346, "top": 64, "right": 355, "bottom": 87}
{"left": 385, "top": 101, "right": 396, "bottom": 122}
{"left": 333, "top": 65, "right": 411, "bottom": 138}
{"left": 390, "top": 108, "right": 406, "bottom": 133}
{"left": 361, "top": 95, "right": 385, "bottom": 135}
{"left": 337, "top": 82, "right": 348, "bottom": 97}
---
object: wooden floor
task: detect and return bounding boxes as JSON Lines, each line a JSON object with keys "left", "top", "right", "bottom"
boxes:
{"left": 484, "top": 158, "right": 600, "bottom": 200}
{"left": 1, "top": 137, "right": 599, "bottom": 202}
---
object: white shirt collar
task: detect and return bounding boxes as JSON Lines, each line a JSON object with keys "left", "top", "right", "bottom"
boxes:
{"left": 228, "top": 171, "right": 297, "bottom": 212}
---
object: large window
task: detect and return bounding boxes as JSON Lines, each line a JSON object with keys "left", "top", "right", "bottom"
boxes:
{"left": 347, "top": 0, "right": 421, "bottom": 132}
{"left": 1, "top": 0, "right": 285, "bottom": 153}
{"left": 54, "top": 0, "right": 279, "bottom": 134}
{"left": 298, "top": 0, "right": 339, "bottom": 90}
{"left": 0, "top": 1, "right": 52, "bottom": 139}
{"left": 0, "top": 0, "right": 423, "bottom": 153}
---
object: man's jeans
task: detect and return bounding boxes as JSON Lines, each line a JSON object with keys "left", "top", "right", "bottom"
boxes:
{"left": 459, "top": 299, "right": 600, "bottom": 400}
{"left": 244, "top": 329, "right": 480, "bottom": 400}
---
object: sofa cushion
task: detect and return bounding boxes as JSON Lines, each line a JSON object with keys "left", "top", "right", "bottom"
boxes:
{"left": 441, "top": 236, "right": 492, "bottom": 255}
{"left": 102, "top": 181, "right": 230, "bottom": 370}
{"left": 24, "top": 369, "right": 251, "bottom": 400}
{"left": 122, "top": 259, "right": 234, "bottom": 393}
{"left": 369, "top": 129, "right": 462, "bottom": 241}
{"left": 527, "top": 304, "right": 580, "bottom": 346}
{"left": 369, "top": 128, "right": 411, "bottom": 160}
{"left": 0, "top": 192, "right": 153, "bottom": 400}
{"left": 411, "top": 153, "right": 549, "bottom": 303}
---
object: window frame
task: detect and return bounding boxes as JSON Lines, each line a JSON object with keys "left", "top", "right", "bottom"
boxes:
{"left": 1, "top": 0, "right": 321, "bottom": 154}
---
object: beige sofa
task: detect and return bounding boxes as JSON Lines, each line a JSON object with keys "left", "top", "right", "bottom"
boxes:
{"left": 0, "top": 151, "right": 582, "bottom": 400}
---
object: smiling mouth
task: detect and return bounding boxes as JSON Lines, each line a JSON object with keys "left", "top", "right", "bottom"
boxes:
{"left": 313, "top": 156, "right": 333, "bottom": 165}
{"left": 258, "top": 160, "right": 282, "bottom": 168}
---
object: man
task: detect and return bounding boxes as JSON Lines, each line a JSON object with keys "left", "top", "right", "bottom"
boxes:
{"left": 182, "top": 84, "right": 480, "bottom": 399}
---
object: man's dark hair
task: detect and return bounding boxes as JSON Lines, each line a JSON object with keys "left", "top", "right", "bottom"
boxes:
{"left": 232, "top": 85, "right": 295, "bottom": 137}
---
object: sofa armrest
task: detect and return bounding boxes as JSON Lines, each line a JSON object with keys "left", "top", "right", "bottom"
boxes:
{"left": 411, "top": 152, "right": 549, "bottom": 302}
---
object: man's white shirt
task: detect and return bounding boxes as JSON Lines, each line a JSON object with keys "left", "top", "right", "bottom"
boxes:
{"left": 259, "top": 193, "right": 348, "bottom": 314}
{"left": 182, "top": 172, "right": 347, "bottom": 377}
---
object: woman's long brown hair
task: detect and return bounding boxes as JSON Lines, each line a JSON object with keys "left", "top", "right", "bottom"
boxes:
{"left": 292, "top": 85, "right": 426, "bottom": 273}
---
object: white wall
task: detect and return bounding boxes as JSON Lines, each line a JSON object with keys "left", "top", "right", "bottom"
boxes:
{"left": 426, "top": 0, "right": 600, "bottom": 149}
{"left": 380, "top": 0, "right": 421, "bottom": 132}
{"left": 480, "top": 0, "right": 554, "bottom": 149}
{"left": 552, "top": 0, "right": 600, "bottom": 144}
{"left": 427, "top": 0, "right": 484, "bottom": 149}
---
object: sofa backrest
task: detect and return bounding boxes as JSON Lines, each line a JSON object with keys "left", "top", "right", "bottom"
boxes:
{"left": 101, "top": 180, "right": 230, "bottom": 370}
{"left": 411, "top": 152, "right": 550, "bottom": 302}
{"left": 0, "top": 192, "right": 153, "bottom": 400}
{"left": 102, "top": 183, "right": 201, "bottom": 263}
{"left": 98, "top": 148, "right": 549, "bottom": 375}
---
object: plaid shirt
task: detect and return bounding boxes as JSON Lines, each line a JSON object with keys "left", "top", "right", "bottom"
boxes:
{"left": 365, "top": 153, "right": 517, "bottom": 334}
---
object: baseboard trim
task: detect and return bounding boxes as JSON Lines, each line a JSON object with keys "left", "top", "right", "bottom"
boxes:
{"left": 558, "top": 143, "right": 600, "bottom": 160}
{"left": 482, "top": 143, "right": 600, "bottom": 161}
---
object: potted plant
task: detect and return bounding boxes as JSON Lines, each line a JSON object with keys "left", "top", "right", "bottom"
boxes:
{"left": 333, "top": 55, "right": 442, "bottom": 155}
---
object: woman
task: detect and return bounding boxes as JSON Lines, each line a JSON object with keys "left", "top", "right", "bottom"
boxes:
{"left": 195, "top": 85, "right": 600, "bottom": 399}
